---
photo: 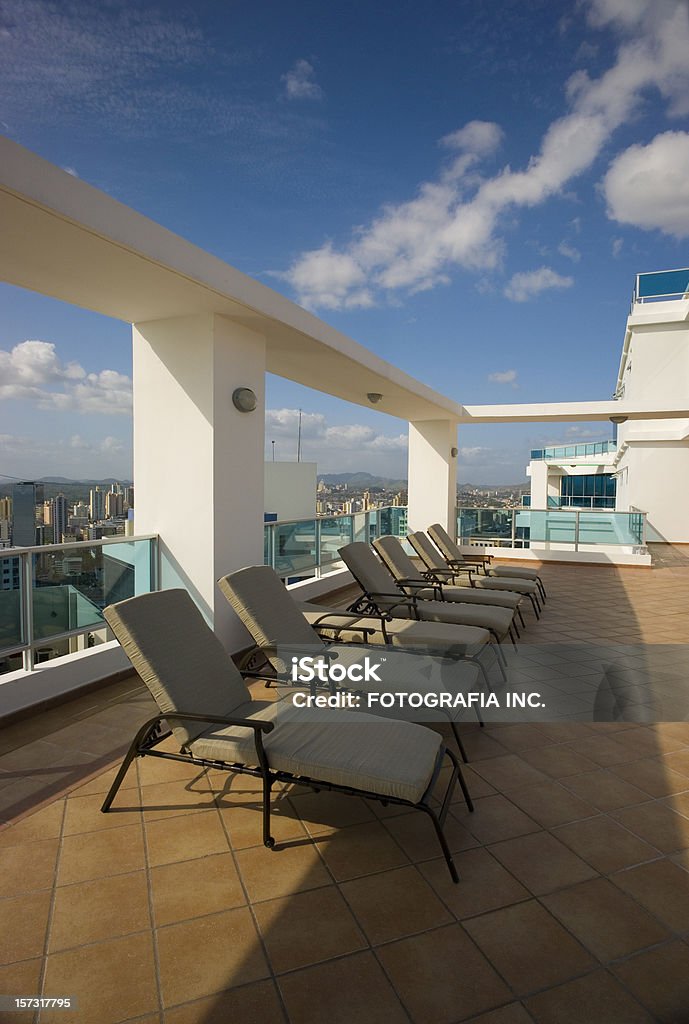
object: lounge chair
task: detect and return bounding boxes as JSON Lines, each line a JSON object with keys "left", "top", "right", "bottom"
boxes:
{"left": 359, "top": 538, "right": 521, "bottom": 642}
{"left": 338, "top": 540, "right": 515, "bottom": 679}
{"left": 428, "top": 522, "right": 547, "bottom": 602}
{"left": 217, "top": 564, "right": 487, "bottom": 765}
{"left": 405, "top": 531, "right": 542, "bottom": 620}
{"left": 101, "top": 588, "right": 467, "bottom": 882}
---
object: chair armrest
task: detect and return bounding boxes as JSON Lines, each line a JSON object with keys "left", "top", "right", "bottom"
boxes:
{"left": 164, "top": 711, "right": 274, "bottom": 733}
{"left": 308, "top": 612, "right": 380, "bottom": 642}
{"left": 396, "top": 577, "right": 444, "bottom": 601}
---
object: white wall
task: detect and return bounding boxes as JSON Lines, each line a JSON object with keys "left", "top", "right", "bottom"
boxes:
{"left": 264, "top": 462, "right": 317, "bottom": 521}
{"left": 615, "top": 308, "right": 689, "bottom": 542}
{"left": 407, "top": 420, "right": 457, "bottom": 534}
{"left": 133, "top": 313, "right": 266, "bottom": 648}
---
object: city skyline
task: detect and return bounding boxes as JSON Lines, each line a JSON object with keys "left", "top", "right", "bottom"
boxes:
{"left": 2, "top": 0, "right": 688, "bottom": 482}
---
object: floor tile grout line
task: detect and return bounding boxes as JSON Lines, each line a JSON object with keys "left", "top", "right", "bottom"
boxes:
{"left": 34, "top": 796, "right": 67, "bottom": 1024}
{"left": 137, "top": 756, "right": 168, "bottom": 1023}
{"left": 210, "top": 769, "right": 292, "bottom": 1024}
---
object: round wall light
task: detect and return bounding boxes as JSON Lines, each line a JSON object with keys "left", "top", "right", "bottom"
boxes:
{"left": 450, "top": 446, "right": 459, "bottom": 458}
{"left": 367, "top": 393, "right": 383, "bottom": 404}
{"left": 609, "top": 415, "right": 627, "bottom": 424}
{"left": 232, "top": 387, "right": 258, "bottom": 413}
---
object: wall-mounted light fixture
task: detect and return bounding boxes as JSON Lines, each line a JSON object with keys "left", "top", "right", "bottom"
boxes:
{"left": 232, "top": 387, "right": 257, "bottom": 413}
{"left": 450, "top": 447, "right": 459, "bottom": 458}
{"left": 367, "top": 393, "right": 383, "bottom": 404}
{"left": 609, "top": 414, "right": 628, "bottom": 424}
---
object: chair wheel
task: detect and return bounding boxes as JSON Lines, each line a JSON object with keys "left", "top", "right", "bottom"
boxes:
{"left": 264, "top": 837, "right": 276, "bottom": 849}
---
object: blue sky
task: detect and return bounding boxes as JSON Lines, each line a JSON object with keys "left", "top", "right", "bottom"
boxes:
{"left": 2, "top": 0, "right": 689, "bottom": 483}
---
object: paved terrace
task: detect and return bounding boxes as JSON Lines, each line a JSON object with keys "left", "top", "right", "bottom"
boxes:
{"left": 1, "top": 557, "right": 689, "bottom": 1024}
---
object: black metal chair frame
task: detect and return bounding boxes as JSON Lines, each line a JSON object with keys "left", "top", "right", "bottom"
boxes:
{"left": 101, "top": 710, "right": 468, "bottom": 883}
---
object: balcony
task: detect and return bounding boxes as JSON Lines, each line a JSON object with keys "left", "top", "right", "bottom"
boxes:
{"left": 2, "top": 139, "right": 689, "bottom": 1024}
{"left": 529, "top": 441, "right": 617, "bottom": 461}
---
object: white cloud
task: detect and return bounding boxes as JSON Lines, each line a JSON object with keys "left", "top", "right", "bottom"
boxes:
{"left": 612, "top": 237, "right": 624, "bottom": 257}
{"left": 488, "top": 369, "right": 518, "bottom": 387}
{"left": 0, "top": 340, "right": 132, "bottom": 413}
{"left": 283, "top": 0, "right": 689, "bottom": 309}
{"left": 558, "top": 241, "right": 581, "bottom": 262}
{"left": 281, "top": 59, "right": 323, "bottom": 101}
{"left": 504, "top": 267, "right": 574, "bottom": 302}
{"left": 265, "top": 407, "right": 407, "bottom": 468}
{"left": 0, "top": 433, "right": 131, "bottom": 478}
{"left": 440, "top": 120, "right": 504, "bottom": 156}
{"left": 603, "top": 131, "right": 689, "bottom": 237}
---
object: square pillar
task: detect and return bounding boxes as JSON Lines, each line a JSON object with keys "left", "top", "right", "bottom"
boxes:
{"left": 407, "top": 420, "right": 458, "bottom": 537}
{"left": 132, "top": 313, "right": 265, "bottom": 649}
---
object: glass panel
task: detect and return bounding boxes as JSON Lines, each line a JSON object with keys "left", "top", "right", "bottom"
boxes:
{"left": 0, "top": 555, "right": 23, "bottom": 672}
{"left": 458, "top": 509, "right": 512, "bottom": 544}
{"left": 377, "top": 506, "right": 408, "bottom": 537}
{"left": 637, "top": 268, "right": 689, "bottom": 299}
{"left": 319, "top": 515, "right": 353, "bottom": 568}
{"left": 32, "top": 539, "right": 153, "bottom": 642}
{"left": 528, "top": 510, "right": 578, "bottom": 544}
{"left": 273, "top": 519, "right": 318, "bottom": 577}
{"left": 352, "top": 512, "right": 368, "bottom": 544}
{"left": 263, "top": 524, "right": 271, "bottom": 566}
{"left": 578, "top": 512, "right": 643, "bottom": 545}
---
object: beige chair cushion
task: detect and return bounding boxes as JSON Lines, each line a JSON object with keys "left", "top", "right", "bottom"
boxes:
{"left": 299, "top": 602, "right": 489, "bottom": 655}
{"left": 491, "top": 566, "right": 541, "bottom": 582}
{"left": 471, "top": 577, "right": 539, "bottom": 596}
{"left": 104, "top": 590, "right": 249, "bottom": 747}
{"left": 191, "top": 701, "right": 442, "bottom": 805}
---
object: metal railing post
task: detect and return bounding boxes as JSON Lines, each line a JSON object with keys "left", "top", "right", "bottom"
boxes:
{"left": 21, "top": 551, "right": 34, "bottom": 673}
{"left": 315, "top": 518, "right": 322, "bottom": 579}
{"left": 510, "top": 509, "right": 516, "bottom": 548}
{"left": 574, "top": 510, "right": 580, "bottom": 552}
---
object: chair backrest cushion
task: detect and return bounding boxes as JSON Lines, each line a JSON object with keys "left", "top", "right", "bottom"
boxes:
{"left": 104, "top": 589, "right": 249, "bottom": 746}
{"left": 218, "top": 565, "right": 325, "bottom": 656}
{"left": 428, "top": 523, "right": 463, "bottom": 562}
{"left": 408, "top": 532, "right": 446, "bottom": 571}
{"left": 372, "top": 535, "right": 424, "bottom": 584}
{"left": 338, "top": 542, "right": 399, "bottom": 606}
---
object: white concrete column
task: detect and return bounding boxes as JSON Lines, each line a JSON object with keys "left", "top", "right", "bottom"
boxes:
{"left": 407, "top": 420, "right": 458, "bottom": 536}
{"left": 132, "top": 313, "right": 266, "bottom": 649}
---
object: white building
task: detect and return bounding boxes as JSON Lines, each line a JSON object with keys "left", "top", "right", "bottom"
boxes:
{"left": 526, "top": 268, "right": 689, "bottom": 544}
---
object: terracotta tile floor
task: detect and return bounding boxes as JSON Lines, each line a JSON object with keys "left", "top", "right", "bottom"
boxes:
{"left": 1, "top": 557, "right": 689, "bottom": 1023}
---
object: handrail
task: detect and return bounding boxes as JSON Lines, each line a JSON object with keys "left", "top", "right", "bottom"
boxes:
{"left": 0, "top": 535, "right": 159, "bottom": 674}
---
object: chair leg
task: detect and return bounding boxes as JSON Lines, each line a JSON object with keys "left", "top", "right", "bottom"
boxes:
{"left": 101, "top": 717, "right": 164, "bottom": 813}
{"left": 450, "top": 721, "right": 469, "bottom": 763}
{"left": 262, "top": 771, "right": 276, "bottom": 849}
{"left": 537, "top": 578, "right": 547, "bottom": 601}
{"left": 529, "top": 594, "right": 541, "bottom": 619}
{"left": 518, "top": 607, "right": 526, "bottom": 629}
{"left": 422, "top": 805, "right": 460, "bottom": 882}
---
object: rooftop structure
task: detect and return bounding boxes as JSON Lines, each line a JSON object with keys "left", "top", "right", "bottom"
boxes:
{"left": 1, "top": 139, "right": 689, "bottom": 1024}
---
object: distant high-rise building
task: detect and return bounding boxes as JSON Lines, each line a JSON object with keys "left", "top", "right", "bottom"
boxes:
{"left": 13, "top": 482, "right": 44, "bottom": 546}
{"left": 54, "top": 494, "right": 68, "bottom": 543}
{"left": 89, "top": 486, "right": 105, "bottom": 522}
{"left": 105, "top": 490, "right": 124, "bottom": 518}
{"left": 125, "top": 486, "right": 134, "bottom": 510}
{"left": 0, "top": 497, "right": 12, "bottom": 547}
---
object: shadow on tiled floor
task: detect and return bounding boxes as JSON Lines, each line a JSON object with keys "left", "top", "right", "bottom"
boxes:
{"left": 1, "top": 560, "right": 689, "bottom": 1023}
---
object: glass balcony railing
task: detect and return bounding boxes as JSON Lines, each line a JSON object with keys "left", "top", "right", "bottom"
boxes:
{"left": 264, "top": 506, "right": 407, "bottom": 580}
{"left": 634, "top": 268, "right": 689, "bottom": 303}
{"left": 529, "top": 441, "right": 616, "bottom": 460}
{"left": 0, "top": 535, "right": 158, "bottom": 676}
{"left": 457, "top": 508, "right": 646, "bottom": 550}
